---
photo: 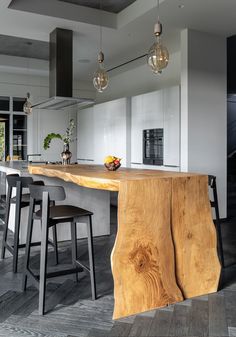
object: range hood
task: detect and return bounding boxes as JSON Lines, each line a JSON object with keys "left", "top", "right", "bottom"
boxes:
{"left": 33, "top": 28, "right": 94, "bottom": 110}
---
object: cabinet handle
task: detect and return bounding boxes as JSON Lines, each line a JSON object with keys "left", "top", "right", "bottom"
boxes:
{"left": 131, "top": 162, "right": 142, "bottom": 165}
{"left": 164, "top": 165, "right": 179, "bottom": 168}
{"left": 77, "top": 158, "right": 94, "bottom": 162}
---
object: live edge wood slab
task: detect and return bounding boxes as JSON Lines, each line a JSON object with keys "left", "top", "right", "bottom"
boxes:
{"left": 28, "top": 164, "right": 221, "bottom": 319}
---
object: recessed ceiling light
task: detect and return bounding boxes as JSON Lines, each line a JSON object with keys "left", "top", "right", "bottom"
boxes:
{"left": 78, "top": 59, "right": 90, "bottom": 63}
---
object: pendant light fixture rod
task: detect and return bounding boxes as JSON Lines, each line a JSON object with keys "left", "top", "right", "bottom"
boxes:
{"left": 107, "top": 53, "right": 147, "bottom": 72}
{"left": 99, "top": 0, "right": 102, "bottom": 51}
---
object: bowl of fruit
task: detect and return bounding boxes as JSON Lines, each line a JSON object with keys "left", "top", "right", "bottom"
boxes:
{"left": 104, "top": 156, "right": 121, "bottom": 171}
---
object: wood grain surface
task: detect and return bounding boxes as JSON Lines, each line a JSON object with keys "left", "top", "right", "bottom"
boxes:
{"left": 171, "top": 175, "right": 221, "bottom": 298}
{"left": 28, "top": 164, "right": 221, "bottom": 319}
{"left": 111, "top": 178, "right": 183, "bottom": 319}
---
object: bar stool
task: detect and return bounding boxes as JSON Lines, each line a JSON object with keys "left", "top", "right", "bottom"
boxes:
{"left": 1, "top": 175, "right": 58, "bottom": 272}
{"left": 208, "top": 175, "right": 225, "bottom": 267}
{"left": 22, "top": 183, "right": 96, "bottom": 315}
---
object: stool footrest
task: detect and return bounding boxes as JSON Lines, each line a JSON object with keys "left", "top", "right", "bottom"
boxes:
{"left": 74, "top": 260, "right": 90, "bottom": 273}
{"left": 26, "top": 265, "right": 83, "bottom": 285}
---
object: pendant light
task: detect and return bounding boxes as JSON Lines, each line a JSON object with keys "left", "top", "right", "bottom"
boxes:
{"left": 23, "top": 92, "right": 32, "bottom": 115}
{"left": 23, "top": 42, "right": 33, "bottom": 115}
{"left": 93, "top": 0, "right": 109, "bottom": 93}
{"left": 147, "top": 0, "right": 169, "bottom": 74}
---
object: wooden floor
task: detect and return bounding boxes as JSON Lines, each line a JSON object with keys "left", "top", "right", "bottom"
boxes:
{"left": 0, "top": 198, "right": 236, "bottom": 337}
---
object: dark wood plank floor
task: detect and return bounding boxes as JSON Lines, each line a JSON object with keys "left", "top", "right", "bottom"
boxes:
{"left": 0, "top": 198, "right": 236, "bottom": 337}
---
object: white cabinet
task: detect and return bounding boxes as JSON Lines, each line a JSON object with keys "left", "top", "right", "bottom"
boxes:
{"left": 131, "top": 90, "right": 163, "bottom": 165}
{"left": 163, "top": 86, "right": 180, "bottom": 167}
{"left": 131, "top": 86, "right": 180, "bottom": 169}
{"left": 77, "top": 106, "right": 95, "bottom": 164}
{"left": 93, "top": 98, "right": 130, "bottom": 167}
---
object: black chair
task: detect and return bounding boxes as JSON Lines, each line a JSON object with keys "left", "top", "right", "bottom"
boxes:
{"left": 208, "top": 175, "right": 225, "bottom": 268}
{"left": 1, "top": 174, "right": 58, "bottom": 272}
{"left": 22, "top": 184, "right": 96, "bottom": 315}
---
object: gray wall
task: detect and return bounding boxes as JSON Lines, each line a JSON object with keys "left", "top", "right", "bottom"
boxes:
{"left": 181, "top": 29, "right": 227, "bottom": 217}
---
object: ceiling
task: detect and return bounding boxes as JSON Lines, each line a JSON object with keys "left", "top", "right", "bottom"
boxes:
{"left": 0, "top": 0, "right": 236, "bottom": 82}
{"left": 58, "top": 0, "right": 136, "bottom": 14}
{"left": 0, "top": 34, "right": 48, "bottom": 60}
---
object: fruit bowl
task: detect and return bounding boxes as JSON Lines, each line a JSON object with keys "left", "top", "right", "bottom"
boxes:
{"left": 104, "top": 155, "right": 122, "bottom": 171}
{"left": 104, "top": 162, "right": 121, "bottom": 171}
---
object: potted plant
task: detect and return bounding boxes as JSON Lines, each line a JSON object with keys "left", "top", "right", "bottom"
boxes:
{"left": 43, "top": 119, "right": 75, "bottom": 165}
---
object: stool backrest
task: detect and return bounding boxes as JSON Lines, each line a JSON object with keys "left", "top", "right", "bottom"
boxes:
{"left": 7, "top": 175, "right": 34, "bottom": 188}
{"left": 29, "top": 184, "right": 66, "bottom": 202}
{"left": 208, "top": 174, "right": 219, "bottom": 211}
{"left": 208, "top": 175, "right": 216, "bottom": 189}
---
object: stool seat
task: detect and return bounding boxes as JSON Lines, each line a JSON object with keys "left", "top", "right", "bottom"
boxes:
{"left": 35, "top": 205, "right": 93, "bottom": 221}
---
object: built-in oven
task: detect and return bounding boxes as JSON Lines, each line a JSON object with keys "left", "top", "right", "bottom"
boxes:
{"left": 143, "top": 128, "right": 163, "bottom": 165}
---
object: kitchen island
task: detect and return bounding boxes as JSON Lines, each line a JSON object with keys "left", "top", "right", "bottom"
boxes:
{"left": 0, "top": 162, "right": 110, "bottom": 243}
{"left": 29, "top": 164, "right": 221, "bottom": 319}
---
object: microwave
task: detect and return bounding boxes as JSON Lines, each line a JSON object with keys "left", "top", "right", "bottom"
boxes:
{"left": 143, "top": 128, "right": 163, "bottom": 165}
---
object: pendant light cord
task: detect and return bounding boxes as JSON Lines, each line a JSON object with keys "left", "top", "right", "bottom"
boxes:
{"left": 100, "top": 0, "right": 102, "bottom": 52}
{"left": 157, "top": 0, "right": 160, "bottom": 22}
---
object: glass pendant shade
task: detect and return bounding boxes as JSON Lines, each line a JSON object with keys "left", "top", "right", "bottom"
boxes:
{"left": 147, "top": 37, "right": 169, "bottom": 74}
{"left": 93, "top": 52, "right": 109, "bottom": 93}
{"left": 23, "top": 93, "right": 32, "bottom": 115}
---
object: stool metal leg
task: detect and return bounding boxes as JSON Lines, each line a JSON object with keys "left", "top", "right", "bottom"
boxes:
{"left": 87, "top": 215, "right": 96, "bottom": 300}
{"left": 213, "top": 187, "right": 225, "bottom": 268}
{"left": 22, "top": 198, "right": 34, "bottom": 291}
{"left": 71, "top": 222, "right": 78, "bottom": 282}
{"left": 1, "top": 186, "right": 11, "bottom": 259}
{"left": 52, "top": 225, "right": 58, "bottom": 265}
{"left": 13, "top": 181, "right": 22, "bottom": 273}
{"left": 39, "top": 192, "right": 49, "bottom": 315}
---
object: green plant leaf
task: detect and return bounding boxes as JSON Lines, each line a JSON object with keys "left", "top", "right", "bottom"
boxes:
{"left": 43, "top": 133, "right": 62, "bottom": 150}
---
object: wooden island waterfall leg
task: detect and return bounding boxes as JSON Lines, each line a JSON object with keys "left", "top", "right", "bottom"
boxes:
{"left": 171, "top": 175, "right": 221, "bottom": 298}
{"left": 111, "top": 178, "right": 184, "bottom": 319}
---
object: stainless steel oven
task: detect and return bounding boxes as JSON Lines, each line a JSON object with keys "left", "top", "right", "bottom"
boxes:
{"left": 143, "top": 128, "right": 163, "bottom": 165}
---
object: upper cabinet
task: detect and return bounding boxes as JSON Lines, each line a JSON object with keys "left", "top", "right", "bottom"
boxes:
{"left": 77, "top": 98, "right": 130, "bottom": 167}
{"left": 131, "top": 86, "right": 180, "bottom": 168}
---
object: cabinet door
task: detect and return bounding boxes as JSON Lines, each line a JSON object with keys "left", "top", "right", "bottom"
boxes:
{"left": 77, "top": 107, "right": 94, "bottom": 163}
{"left": 94, "top": 98, "right": 128, "bottom": 166}
{"left": 163, "top": 86, "right": 180, "bottom": 167}
{"left": 131, "top": 91, "right": 163, "bottom": 165}
{"left": 131, "top": 95, "right": 143, "bottom": 164}
{"left": 142, "top": 91, "right": 163, "bottom": 130}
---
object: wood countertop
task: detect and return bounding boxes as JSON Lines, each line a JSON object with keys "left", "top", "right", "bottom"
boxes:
{"left": 28, "top": 164, "right": 200, "bottom": 191}
{"left": 28, "top": 163, "right": 221, "bottom": 319}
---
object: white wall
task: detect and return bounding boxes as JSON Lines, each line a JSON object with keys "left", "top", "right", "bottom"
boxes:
{"left": 0, "top": 71, "right": 95, "bottom": 162}
{"left": 181, "top": 29, "right": 227, "bottom": 217}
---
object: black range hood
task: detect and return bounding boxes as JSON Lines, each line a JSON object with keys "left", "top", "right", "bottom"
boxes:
{"left": 33, "top": 28, "right": 94, "bottom": 110}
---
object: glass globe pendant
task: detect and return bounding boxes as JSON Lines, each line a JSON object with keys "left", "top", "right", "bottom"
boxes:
{"left": 93, "top": 51, "right": 109, "bottom": 93}
{"left": 23, "top": 92, "right": 32, "bottom": 115}
{"left": 147, "top": 4, "right": 169, "bottom": 74}
{"left": 147, "top": 36, "right": 169, "bottom": 74}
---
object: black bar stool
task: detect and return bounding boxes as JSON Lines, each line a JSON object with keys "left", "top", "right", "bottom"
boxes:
{"left": 22, "top": 183, "right": 97, "bottom": 315}
{"left": 1, "top": 174, "right": 58, "bottom": 272}
{"left": 208, "top": 175, "right": 225, "bottom": 267}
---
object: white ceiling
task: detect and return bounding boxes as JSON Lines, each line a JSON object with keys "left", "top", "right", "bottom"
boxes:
{"left": 0, "top": 0, "right": 236, "bottom": 81}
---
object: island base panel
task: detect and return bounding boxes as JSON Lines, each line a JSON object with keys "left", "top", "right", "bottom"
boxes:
{"left": 112, "top": 178, "right": 184, "bottom": 319}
